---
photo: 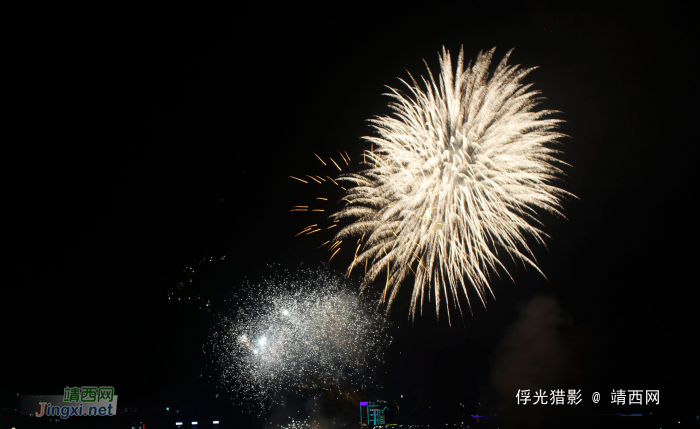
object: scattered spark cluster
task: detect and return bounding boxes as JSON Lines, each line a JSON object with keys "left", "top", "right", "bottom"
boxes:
{"left": 332, "top": 47, "right": 571, "bottom": 319}
{"left": 167, "top": 255, "right": 227, "bottom": 311}
{"left": 289, "top": 151, "right": 358, "bottom": 264}
{"left": 209, "top": 268, "right": 390, "bottom": 411}
{"left": 276, "top": 418, "right": 311, "bottom": 429}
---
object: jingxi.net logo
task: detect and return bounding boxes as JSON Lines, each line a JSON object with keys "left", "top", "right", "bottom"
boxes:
{"left": 20, "top": 386, "right": 118, "bottom": 419}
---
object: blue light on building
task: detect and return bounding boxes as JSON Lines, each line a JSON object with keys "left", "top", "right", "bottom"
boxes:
{"left": 360, "top": 401, "right": 389, "bottom": 426}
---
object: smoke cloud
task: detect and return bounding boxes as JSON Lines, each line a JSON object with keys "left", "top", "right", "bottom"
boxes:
{"left": 484, "top": 295, "right": 580, "bottom": 426}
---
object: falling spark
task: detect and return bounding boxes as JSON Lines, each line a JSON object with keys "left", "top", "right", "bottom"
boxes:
{"left": 290, "top": 176, "right": 308, "bottom": 184}
{"left": 328, "top": 248, "right": 341, "bottom": 263}
{"left": 294, "top": 227, "right": 313, "bottom": 237}
{"left": 347, "top": 237, "right": 364, "bottom": 278}
{"left": 330, "top": 158, "right": 342, "bottom": 171}
{"left": 313, "top": 152, "right": 327, "bottom": 166}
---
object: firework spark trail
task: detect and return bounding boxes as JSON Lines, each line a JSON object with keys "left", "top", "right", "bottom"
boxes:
{"left": 289, "top": 153, "right": 357, "bottom": 260}
{"left": 209, "top": 268, "right": 390, "bottom": 411}
{"left": 332, "top": 47, "right": 572, "bottom": 320}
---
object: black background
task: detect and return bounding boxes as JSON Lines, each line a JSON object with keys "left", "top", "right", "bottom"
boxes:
{"left": 4, "top": 2, "right": 698, "bottom": 428}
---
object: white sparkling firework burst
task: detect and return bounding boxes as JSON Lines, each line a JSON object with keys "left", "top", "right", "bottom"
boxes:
{"left": 333, "top": 47, "right": 572, "bottom": 319}
{"left": 209, "top": 268, "right": 390, "bottom": 411}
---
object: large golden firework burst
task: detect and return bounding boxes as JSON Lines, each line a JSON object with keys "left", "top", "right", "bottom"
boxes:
{"left": 333, "top": 47, "right": 572, "bottom": 319}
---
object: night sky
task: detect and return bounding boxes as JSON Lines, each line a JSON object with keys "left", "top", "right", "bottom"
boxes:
{"left": 4, "top": 2, "right": 698, "bottom": 428}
